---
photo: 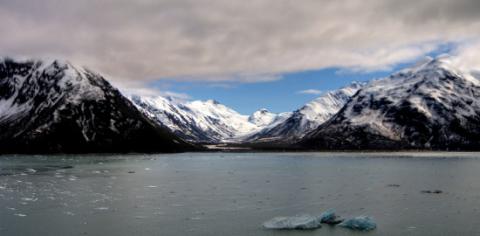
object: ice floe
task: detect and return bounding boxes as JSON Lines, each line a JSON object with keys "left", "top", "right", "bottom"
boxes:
{"left": 94, "top": 207, "right": 109, "bottom": 211}
{"left": 263, "top": 214, "right": 322, "bottom": 230}
{"left": 319, "top": 209, "right": 343, "bottom": 225}
{"left": 339, "top": 216, "right": 377, "bottom": 231}
{"left": 264, "top": 210, "right": 376, "bottom": 232}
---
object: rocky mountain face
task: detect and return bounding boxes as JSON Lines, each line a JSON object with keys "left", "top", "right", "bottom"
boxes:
{"left": 301, "top": 57, "right": 480, "bottom": 150}
{"left": 129, "top": 96, "right": 288, "bottom": 143}
{"left": 247, "top": 82, "right": 363, "bottom": 143}
{"left": 0, "top": 58, "right": 193, "bottom": 153}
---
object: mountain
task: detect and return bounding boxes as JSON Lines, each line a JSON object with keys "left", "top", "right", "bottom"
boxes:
{"left": 0, "top": 58, "right": 194, "bottom": 153}
{"left": 248, "top": 108, "right": 277, "bottom": 126}
{"left": 247, "top": 82, "right": 363, "bottom": 143}
{"left": 129, "top": 96, "right": 286, "bottom": 143}
{"left": 301, "top": 56, "right": 480, "bottom": 150}
{"left": 248, "top": 108, "right": 291, "bottom": 129}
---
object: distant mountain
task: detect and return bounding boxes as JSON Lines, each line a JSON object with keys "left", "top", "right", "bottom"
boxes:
{"left": 129, "top": 96, "right": 286, "bottom": 143}
{"left": 301, "top": 56, "right": 480, "bottom": 150}
{"left": 0, "top": 58, "right": 193, "bottom": 153}
{"left": 247, "top": 82, "right": 363, "bottom": 143}
{"left": 248, "top": 108, "right": 277, "bottom": 126}
{"left": 248, "top": 108, "right": 292, "bottom": 129}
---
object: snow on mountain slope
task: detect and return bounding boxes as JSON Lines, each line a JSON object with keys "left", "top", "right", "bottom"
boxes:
{"left": 0, "top": 57, "right": 193, "bottom": 153}
{"left": 301, "top": 56, "right": 480, "bottom": 150}
{"left": 129, "top": 96, "right": 286, "bottom": 143}
{"left": 248, "top": 109, "right": 277, "bottom": 126}
{"left": 187, "top": 99, "right": 259, "bottom": 138}
{"left": 247, "top": 82, "right": 363, "bottom": 143}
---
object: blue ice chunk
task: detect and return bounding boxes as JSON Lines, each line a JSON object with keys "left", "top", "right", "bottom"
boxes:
{"left": 339, "top": 216, "right": 377, "bottom": 231}
{"left": 318, "top": 209, "right": 343, "bottom": 225}
{"left": 263, "top": 214, "right": 322, "bottom": 230}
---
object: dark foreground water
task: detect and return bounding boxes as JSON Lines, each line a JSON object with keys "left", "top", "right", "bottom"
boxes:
{"left": 1, "top": 152, "right": 480, "bottom": 236}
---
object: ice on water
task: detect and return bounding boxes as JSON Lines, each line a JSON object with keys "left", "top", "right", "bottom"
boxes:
{"left": 263, "top": 210, "right": 376, "bottom": 231}
{"left": 318, "top": 209, "right": 342, "bottom": 225}
{"left": 262, "top": 210, "right": 339, "bottom": 230}
{"left": 339, "top": 216, "right": 377, "bottom": 231}
{"left": 263, "top": 214, "right": 322, "bottom": 230}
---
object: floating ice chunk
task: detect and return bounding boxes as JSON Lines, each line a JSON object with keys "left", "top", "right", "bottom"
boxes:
{"left": 339, "top": 216, "right": 376, "bottom": 231}
{"left": 69, "top": 176, "right": 78, "bottom": 181}
{"left": 94, "top": 207, "right": 109, "bottom": 211}
{"left": 319, "top": 209, "right": 343, "bottom": 225}
{"left": 263, "top": 214, "right": 322, "bottom": 230}
{"left": 14, "top": 213, "right": 27, "bottom": 217}
{"left": 21, "top": 197, "right": 38, "bottom": 202}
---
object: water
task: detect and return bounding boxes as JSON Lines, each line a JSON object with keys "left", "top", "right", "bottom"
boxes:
{"left": 1, "top": 152, "right": 480, "bottom": 235}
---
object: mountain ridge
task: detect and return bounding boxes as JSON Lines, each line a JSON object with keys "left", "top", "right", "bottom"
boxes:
{"left": 2, "top": 56, "right": 480, "bottom": 152}
{"left": 129, "top": 95, "right": 289, "bottom": 143}
{"left": 246, "top": 82, "right": 364, "bottom": 143}
{"left": 0, "top": 57, "right": 194, "bottom": 153}
{"left": 300, "top": 57, "right": 480, "bottom": 150}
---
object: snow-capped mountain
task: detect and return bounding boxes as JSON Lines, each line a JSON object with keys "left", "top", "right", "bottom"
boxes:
{"left": 301, "top": 56, "right": 480, "bottom": 150}
{"left": 0, "top": 58, "right": 193, "bottom": 153}
{"left": 129, "top": 96, "right": 286, "bottom": 143}
{"left": 247, "top": 82, "right": 363, "bottom": 143}
{"left": 248, "top": 109, "right": 277, "bottom": 126}
{"left": 252, "top": 109, "right": 292, "bottom": 128}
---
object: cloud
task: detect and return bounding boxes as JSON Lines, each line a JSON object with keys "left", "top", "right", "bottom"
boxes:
{"left": 449, "top": 40, "right": 480, "bottom": 73}
{"left": 112, "top": 80, "right": 191, "bottom": 101}
{"left": 1, "top": 0, "right": 480, "bottom": 84}
{"left": 165, "top": 73, "right": 282, "bottom": 83}
{"left": 298, "top": 89, "right": 323, "bottom": 95}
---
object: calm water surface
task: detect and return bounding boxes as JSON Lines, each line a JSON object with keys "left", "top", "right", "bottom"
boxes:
{"left": 1, "top": 152, "right": 480, "bottom": 236}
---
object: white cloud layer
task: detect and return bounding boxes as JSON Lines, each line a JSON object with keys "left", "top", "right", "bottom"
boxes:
{"left": 1, "top": 0, "right": 480, "bottom": 83}
{"left": 298, "top": 89, "right": 323, "bottom": 95}
{"left": 450, "top": 40, "right": 480, "bottom": 73}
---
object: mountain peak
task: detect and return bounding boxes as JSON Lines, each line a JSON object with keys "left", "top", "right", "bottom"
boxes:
{"left": 386, "top": 54, "right": 479, "bottom": 86}
{"left": 0, "top": 57, "right": 73, "bottom": 70}
{"left": 0, "top": 57, "right": 192, "bottom": 153}
{"left": 256, "top": 108, "right": 270, "bottom": 114}
{"left": 248, "top": 108, "right": 277, "bottom": 127}
{"left": 302, "top": 56, "right": 480, "bottom": 150}
{"left": 205, "top": 99, "right": 221, "bottom": 105}
{"left": 403, "top": 55, "right": 457, "bottom": 75}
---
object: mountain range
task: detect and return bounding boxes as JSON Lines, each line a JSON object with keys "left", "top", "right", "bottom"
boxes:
{"left": 245, "top": 82, "right": 363, "bottom": 144}
{"left": 127, "top": 83, "right": 363, "bottom": 145}
{"left": 301, "top": 56, "right": 480, "bottom": 150}
{"left": 1, "top": 56, "right": 480, "bottom": 153}
{"left": 0, "top": 58, "right": 193, "bottom": 153}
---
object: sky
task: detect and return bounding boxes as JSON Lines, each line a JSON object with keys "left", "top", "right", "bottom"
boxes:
{"left": 150, "top": 67, "right": 391, "bottom": 114}
{"left": 149, "top": 44, "right": 455, "bottom": 114}
{"left": 1, "top": 0, "right": 480, "bottom": 114}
